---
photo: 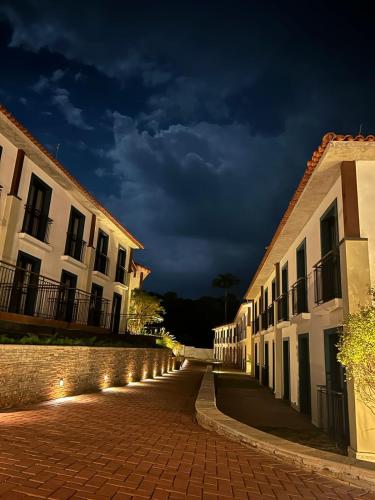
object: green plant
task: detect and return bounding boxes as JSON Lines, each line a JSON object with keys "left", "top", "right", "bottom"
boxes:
{"left": 156, "top": 328, "right": 183, "bottom": 355}
{"left": 128, "top": 289, "right": 165, "bottom": 334}
{"left": 337, "top": 289, "right": 375, "bottom": 413}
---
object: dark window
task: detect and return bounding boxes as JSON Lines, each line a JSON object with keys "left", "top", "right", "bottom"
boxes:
{"left": 321, "top": 201, "right": 339, "bottom": 257}
{"left": 115, "top": 248, "right": 127, "bottom": 283}
{"left": 271, "top": 279, "right": 276, "bottom": 301}
{"left": 111, "top": 292, "right": 122, "bottom": 334}
{"left": 94, "top": 230, "right": 109, "bottom": 275}
{"left": 65, "top": 207, "right": 86, "bottom": 261}
{"left": 292, "top": 239, "right": 308, "bottom": 315}
{"left": 22, "top": 174, "right": 52, "bottom": 242}
{"left": 281, "top": 263, "right": 288, "bottom": 294}
{"left": 0, "top": 145, "right": 3, "bottom": 161}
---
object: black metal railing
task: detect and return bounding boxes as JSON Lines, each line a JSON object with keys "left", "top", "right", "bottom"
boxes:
{"left": 317, "top": 385, "right": 349, "bottom": 448}
{"left": 22, "top": 204, "right": 52, "bottom": 243}
{"left": 261, "top": 309, "right": 268, "bottom": 330}
{"left": 314, "top": 250, "right": 342, "bottom": 304}
{"left": 267, "top": 303, "right": 274, "bottom": 327}
{"left": 64, "top": 232, "right": 86, "bottom": 262}
{"left": 291, "top": 276, "right": 308, "bottom": 315}
{"left": 0, "top": 261, "right": 110, "bottom": 328}
{"left": 115, "top": 265, "right": 127, "bottom": 284}
{"left": 94, "top": 252, "right": 109, "bottom": 275}
{"left": 276, "top": 293, "right": 289, "bottom": 322}
{"left": 115, "top": 314, "right": 164, "bottom": 334}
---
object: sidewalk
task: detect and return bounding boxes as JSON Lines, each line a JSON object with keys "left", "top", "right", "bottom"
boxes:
{"left": 0, "top": 360, "right": 372, "bottom": 499}
{"left": 214, "top": 369, "right": 344, "bottom": 455}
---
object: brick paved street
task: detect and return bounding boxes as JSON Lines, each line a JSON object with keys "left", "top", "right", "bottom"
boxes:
{"left": 0, "top": 361, "right": 373, "bottom": 499}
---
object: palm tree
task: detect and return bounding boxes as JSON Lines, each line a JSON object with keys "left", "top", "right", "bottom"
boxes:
{"left": 212, "top": 273, "right": 240, "bottom": 323}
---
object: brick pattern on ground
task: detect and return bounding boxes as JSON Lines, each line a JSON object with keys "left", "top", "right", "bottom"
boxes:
{"left": 0, "top": 361, "right": 373, "bottom": 499}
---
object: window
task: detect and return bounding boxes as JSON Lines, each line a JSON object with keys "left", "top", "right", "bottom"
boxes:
{"left": 94, "top": 230, "right": 109, "bottom": 275}
{"left": 22, "top": 174, "right": 52, "bottom": 242}
{"left": 115, "top": 248, "right": 127, "bottom": 283}
{"left": 65, "top": 207, "right": 86, "bottom": 261}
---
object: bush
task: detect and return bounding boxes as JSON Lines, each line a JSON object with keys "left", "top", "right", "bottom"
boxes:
{"left": 337, "top": 290, "right": 375, "bottom": 413}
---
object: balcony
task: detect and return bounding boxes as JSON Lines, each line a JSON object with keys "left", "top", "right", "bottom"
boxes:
{"left": 64, "top": 233, "right": 87, "bottom": 262}
{"left": 276, "top": 293, "right": 289, "bottom": 322}
{"left": 0, "top": 260, "right": 110, "bottom": 329}
{"left": 291, "top": 276, "right": 308, "bottom": 315}
{"left": 94, "top": 252, "right": 109, "bottom": 275}
{"left": 267, "top": 303, "right": 274, "bottom": 327}
{"left": 313, "top": 250, "right": 342, "bottom": 304}
{"left": 22, "top": 204, "right": 52, "bottom": 243}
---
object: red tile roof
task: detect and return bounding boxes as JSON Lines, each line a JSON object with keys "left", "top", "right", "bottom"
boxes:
{"left": 245, "top": 132, "right": 375, "bottom": 298}
{"left": 0, "top": 105, "right": 144, "bottom": 249}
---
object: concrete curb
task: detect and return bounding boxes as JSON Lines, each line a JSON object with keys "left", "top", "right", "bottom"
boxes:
{"left": 195, "top": 366, "right": 375, "bottom": 492}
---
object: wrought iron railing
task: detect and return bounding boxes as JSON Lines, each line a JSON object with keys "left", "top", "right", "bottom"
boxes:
{"left": 22, "top": 204, "right": 52, "bottom": 243}
{"left": 314, "top": 250, "right": 342, "bottom": 304}
{"left": 276, "top": 293, "right": 289, "bottom": 322}
{"left": 64, "top": 232, "right": 87, "bottom": 262}
{"left": 317, "top": 384, "right": 349, "bottom": 448}
{"left": 291, "top": 276, "right": 308, "bottom": 315}
{"left": 267, "top": 303, "right": 274, "bottom": 327}
{"left": 0, "top": 261, "right": 110, "bottom": 328}
{"left": 94, "top": 252, "right": 109, "bottom": 275}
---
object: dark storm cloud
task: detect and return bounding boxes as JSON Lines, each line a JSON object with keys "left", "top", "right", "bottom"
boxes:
{"left": 0, "top": 0, "right": 374, "bottom": 296}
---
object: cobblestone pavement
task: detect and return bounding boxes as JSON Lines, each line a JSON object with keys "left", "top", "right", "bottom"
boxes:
{"left": 0, "top": 362, "right": 373, "bottom": 499}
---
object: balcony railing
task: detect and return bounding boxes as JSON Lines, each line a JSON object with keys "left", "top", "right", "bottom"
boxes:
{"left": 115, "top": 314, "right": 164, "bottom": 335}
{"left": 22, "top": 204, "right": 52, "bottom": 243}
{"left": 64, "top": 232, "right": 87, "bottom": 262}
{"left": 291, "top": 276, "right": 308, "bottom": 315}
{"left": 267, "top": 303, "right": 274, "bottom": 327}
{"left": 317, "top": 385, "right": 349, "bottom": 448}
{"left": 276, "top": 293, "right": 289, "bottom": 322}
{"left": 261, "top": 309, "right": 268, "bottom": 330}
{"left": 0, "top": 261, "right": 110, "bottom": 328}
{"left": 94, "top": 252, "right": 109, "bottom": 275}
{"left": 314, "top": 250, "right": 342, "bottom": 304}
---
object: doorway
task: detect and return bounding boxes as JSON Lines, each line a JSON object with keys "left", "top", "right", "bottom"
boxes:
{"left": 283, "top": 339, "right": 290, "bottom": 401}
{"left": 111, "top": 293, "right": 122, "bottom": 334}
{"left": 58, "top": 271, "right": 77, "bottom": 322}
{"left": 9, "top": 252, "right": 41, "bottom": 316}
{"left": 298, "top": 334, "right": 311, "bottom": 415}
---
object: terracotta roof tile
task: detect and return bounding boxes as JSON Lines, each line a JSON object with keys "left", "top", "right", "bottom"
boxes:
{"left": 0, "top": 105, "right": 144, "bottom": 249}
{"left": 245, "top": 132, "right": 375, "bottom": 298}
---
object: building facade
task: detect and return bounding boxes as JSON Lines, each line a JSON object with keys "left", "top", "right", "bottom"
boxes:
{"left": 246, "top": 133, "right": 375, "bottom": 462}
{"left": 0, "top": 106, "right": 148, "bottom": 335}
{"left": 213, "top": 302, "right": 252, "bottom": 371}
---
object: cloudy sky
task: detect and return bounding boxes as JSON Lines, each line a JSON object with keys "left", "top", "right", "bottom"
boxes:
{"left": 0, "top": 1, "right": 374, "bottom": 297}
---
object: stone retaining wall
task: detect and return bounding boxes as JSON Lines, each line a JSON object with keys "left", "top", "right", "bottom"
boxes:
{"left": 0, "top": 345, "right": 174, "bottom": 408}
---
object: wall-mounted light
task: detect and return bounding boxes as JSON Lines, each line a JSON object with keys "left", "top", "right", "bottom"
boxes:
{"left": 104, "top": 374, "right": 109, "bottom": 382}
{"left": 59, "top": 378, "right": 64, "bottom": 388}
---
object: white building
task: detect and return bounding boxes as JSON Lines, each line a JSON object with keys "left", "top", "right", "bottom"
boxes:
{"left": 0, "top": 105, "right": 148, "bottom": 335}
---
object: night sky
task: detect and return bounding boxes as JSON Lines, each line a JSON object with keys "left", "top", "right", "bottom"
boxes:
{"left": 0, "top": 1, "right": 374, "bottom": 298}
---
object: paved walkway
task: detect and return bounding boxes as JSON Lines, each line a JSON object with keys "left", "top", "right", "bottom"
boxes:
{"left": 0, "top": 362, "right": 373, "bottom": 499}
{"left": 214, "top": 370, "right": 342, "bottom": 455}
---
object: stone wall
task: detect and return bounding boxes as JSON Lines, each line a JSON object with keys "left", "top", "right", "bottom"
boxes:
{"left": 0, "top": 345, "right": 174, "bottom": 409}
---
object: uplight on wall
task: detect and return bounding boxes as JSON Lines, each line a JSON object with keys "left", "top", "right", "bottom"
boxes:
{"left": 59, "top": 378, "right": 64, "bottom": 388}
{"left": 104, "top": 374, "right": 109, "bottom": 382}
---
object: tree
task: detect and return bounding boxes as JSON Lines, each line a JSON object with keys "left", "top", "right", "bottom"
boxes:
{"left": 212, "top": 273, "right": 240, "bottom": 323}
{"left": 337, "top": 289, "right": 375, "bottom": 413}
{"left": 128, "top": 289, "right": 165, "bottom": 334}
